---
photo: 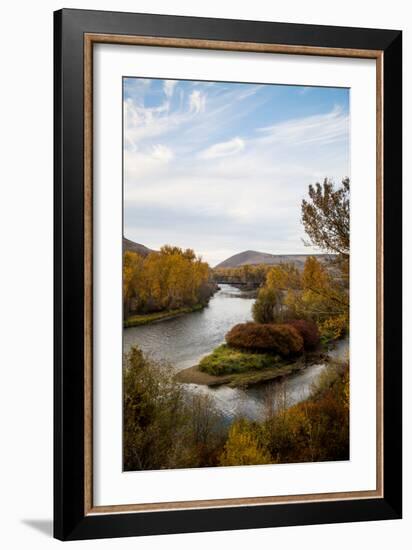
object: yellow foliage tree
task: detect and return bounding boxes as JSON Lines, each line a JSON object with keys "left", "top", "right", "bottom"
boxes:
{"left": 123, "top": 245, "right": 212, "bottom": 318}
{"left": 253, "top": 256, "right": 349, "bottom": 340}
{"left": 123, "top": 251, "right": 144, "bottom": 319}
{"left": 219, "top": 420, "right": 271, "bottom": 466}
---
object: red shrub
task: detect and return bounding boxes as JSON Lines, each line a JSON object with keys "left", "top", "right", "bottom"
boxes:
{"left": 225, "top": 322, "right": 303, "bottom": 357}
{"left": 287, "top": 319, "right": 320, "bottom": 351}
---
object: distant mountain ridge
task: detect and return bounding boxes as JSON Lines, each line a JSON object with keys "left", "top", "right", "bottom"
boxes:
{"left": 214, "top": 250, "right": 331, "bottom": 269}
{"left": 123, "top": 237, "right": 156, "bottom": 257}
{"left": 123, "top": 239, "right": 331, "bottom": 269}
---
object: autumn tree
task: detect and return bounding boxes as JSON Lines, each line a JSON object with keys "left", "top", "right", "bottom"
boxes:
{"left": 252, "top": 287, "right": 281, "bottom": 323}
{"left": 123, "top": 346, "right": 225, "bottom": 470}
{"left": 252, "top": 257, "right": 348, "bottom": 340}
{"left": 213, "top": 264, "right": 270, "bottom": 288}
{"left": 123, "top": 251, "right": 144, "bottom": 320}
{"left": 219, "top": 419, "right": 271, "bottom": 466}
{"left": 123, "top": 245, "right": 214, "bottom": 319}
{"left": 301, "top": 178, "right": 349, "bottom": 273}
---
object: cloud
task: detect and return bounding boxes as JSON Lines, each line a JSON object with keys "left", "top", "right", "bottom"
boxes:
{"left": 124, "top": 145, "right": 174, "bottom": 182}
{"left": 257, "top": 105, "right": 348, "bottom": 147}
{"left": 123, "top": 81, "right": 264, "bottom": 154}
{"left": 199, "top": 137, "right": 245, "bottom": 159}
{"left": 189, "top": 90, "right": 206, "bottom": 114}
{"left": 163, "top": 80, "right": 177, "bottom": 98}
{"left": 151, "top": 144, "right": 174, "bottom": 162}
{"left": 123, "top": 98, "right": 179, "bottom": 148}
{"left": 123, "top": 79, "right": 349, "bottom": 265}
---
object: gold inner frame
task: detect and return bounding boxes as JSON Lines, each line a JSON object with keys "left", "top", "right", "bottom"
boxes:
{"left": 84, "top": 33, "right": 384, "bottom": 515}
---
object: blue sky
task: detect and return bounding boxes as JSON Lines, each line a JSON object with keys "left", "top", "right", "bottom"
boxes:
{"left": 123, "top": 77, "right": 349, "bottom": 266}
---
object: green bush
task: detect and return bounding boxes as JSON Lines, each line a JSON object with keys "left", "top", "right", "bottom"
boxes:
{"left": 225, "top": 322, "right": 303, "bottom": 357}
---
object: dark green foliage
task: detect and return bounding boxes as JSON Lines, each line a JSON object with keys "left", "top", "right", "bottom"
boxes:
{"left": 225, "top": 322, "right": 304, "bottom": 357}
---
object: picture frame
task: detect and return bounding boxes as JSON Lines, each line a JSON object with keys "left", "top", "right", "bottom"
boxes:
{"left": 54, "top": 8, "right": 402, "bottom": 541}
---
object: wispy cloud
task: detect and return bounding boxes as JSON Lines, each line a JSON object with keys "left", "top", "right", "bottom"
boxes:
{"left": 199, "top": 137, "right": 245, "bottom": 159}
{"left": 163, "top": 79, "right": 177, "bottom": 98}
{"left": 257, "top": 105, "right": 349, "bottom": 147}
{"left": 189, "top": 90, "right": 206, "bottom": 114}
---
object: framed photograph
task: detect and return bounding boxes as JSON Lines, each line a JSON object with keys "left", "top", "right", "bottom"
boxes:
{"left": 54, "top": 8, "right": 402, "bottom": 541}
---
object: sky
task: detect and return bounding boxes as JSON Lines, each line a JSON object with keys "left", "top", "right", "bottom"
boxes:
{"left": 123, "top": 77, "right": 350, "bottom": 267}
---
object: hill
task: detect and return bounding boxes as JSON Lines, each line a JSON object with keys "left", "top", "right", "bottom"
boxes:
{"left": 123, "top": 237, "right": 156, "bottom": 257}
{"left": 214, "top": 250, "right": 331, "bottom": 269}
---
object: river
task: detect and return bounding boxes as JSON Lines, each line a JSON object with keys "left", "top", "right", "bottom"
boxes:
{"left": 123, "top": 284, "right": 335, "bottom": 422}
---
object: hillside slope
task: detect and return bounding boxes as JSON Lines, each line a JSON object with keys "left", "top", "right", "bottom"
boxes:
{"left": 123, "top": 237, "right": 156, "bottom": 257}
{"left": 215, "top": 250, "right": 330, "bottom": 269}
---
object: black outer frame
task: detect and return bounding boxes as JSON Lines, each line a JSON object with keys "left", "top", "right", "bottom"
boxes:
{"left": 54, "top": 8, "right": 402, "bottom": 541}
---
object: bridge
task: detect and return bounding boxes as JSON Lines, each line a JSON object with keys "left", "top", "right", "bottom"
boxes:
{"left": 214, "top": 279, "right": 260, "bottom": 288}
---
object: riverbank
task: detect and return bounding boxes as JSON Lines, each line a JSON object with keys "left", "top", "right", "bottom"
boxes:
{"left": 176, "top": 349, "right": 328, "bottom": 388}
{"left": 175, "top": 360, "right": 304, "bottom": 388}
{"left": 124, "top": 304, "right": 205, "bottom": 328}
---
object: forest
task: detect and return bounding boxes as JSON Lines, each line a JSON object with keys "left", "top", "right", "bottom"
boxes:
{"left": 123, "top": 245, "right": 216, "bottom": 326}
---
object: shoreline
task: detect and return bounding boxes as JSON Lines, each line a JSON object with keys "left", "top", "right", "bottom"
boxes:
{"left": 124, "top": 303, "right": 206, "bottom": 328}
{"left": 124, "top": 283, "right": 221, "bottom": 328}
{"left": 176, "top": 359, "right": 308, "bottom": 388}
{"left": 175, "top": 349, "right": 330, "bottom": 388}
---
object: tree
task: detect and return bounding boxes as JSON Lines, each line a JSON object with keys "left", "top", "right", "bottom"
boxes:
{"left": 123, "top": 346, "right": 226, "bottom": 470}
{"left": 219, "top": 419, "right": 271, "bottom": 466}
{"left": 123, "top": 347, "right": 186, "bottom": 470}
{"left": 252, "top": 287, "right": 281, "bottom": 323}
{"left": 301, "top": 178, "right": 350, "bottom": 259}
{"left": 252, "top": 256, "right": 349, "bottom": 340}
{"left": 123, "top": 251, "right": 144, "bottom": 319}
{"left": 123, "top": 244, "right": 213, "bottom": 317}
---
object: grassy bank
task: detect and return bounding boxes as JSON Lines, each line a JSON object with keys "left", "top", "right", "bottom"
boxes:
{"left": 124, "top": 304, "right": 205, "bottom": 328}
{"left": 176, "top": 343, "right": 328, "bottom": 388}
{"left": 199, "top": 344, "right": 282, "bottom": 375}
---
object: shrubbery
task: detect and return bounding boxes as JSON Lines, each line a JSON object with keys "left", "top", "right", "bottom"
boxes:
{"left": 123, "top": 346, "right": 226, "bottom": 470}
{"left": 123, "top": 347, "right": 349, "bottom": 470}
{"left": 318, "top": 314, "right": 348, "bottom": 344}
{"left": 198, "top": 344, "right": 281, "bottom": 376}
{"left": 225, "top": 322, "right": 303, "bottom": 357}
{"left": 219, "top": 419, "right": 271, "bottom": 466}
{"left": 287, "top": 319, "right": 320, "bottom": 350}
{"left": 251, "top": 255, "right": 349, "bottom": 344}
{"left": 220, "top": 363, "right": 350, "bottom": 465}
